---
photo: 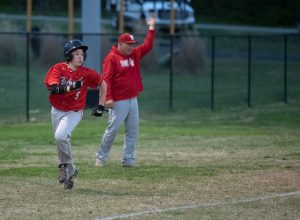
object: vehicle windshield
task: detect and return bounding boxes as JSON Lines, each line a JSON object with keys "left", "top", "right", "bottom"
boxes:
{"left": 143, "top": 0, "right": 190, "bottom": 2}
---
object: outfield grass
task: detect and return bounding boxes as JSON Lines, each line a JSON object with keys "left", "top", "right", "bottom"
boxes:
{"left": 0, "top": 101, "right": 299, "bottom": 219}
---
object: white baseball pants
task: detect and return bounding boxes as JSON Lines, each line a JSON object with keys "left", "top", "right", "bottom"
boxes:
{"left": 96, "top": 98, "right": 139, "bottom": 166}
{"left": 51, "top": 107, "right": 83, "bottom": 175}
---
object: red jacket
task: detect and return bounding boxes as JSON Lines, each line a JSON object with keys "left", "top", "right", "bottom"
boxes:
{"left": 103, "top": 30, "right": 154, "bottom": 101}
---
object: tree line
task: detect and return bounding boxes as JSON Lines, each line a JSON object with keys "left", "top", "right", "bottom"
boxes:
{"left": 1, "top": 0, "right": 300, "bottom": 27}
{"left": 191, "top": 0, "right": 300, "bottom": 27}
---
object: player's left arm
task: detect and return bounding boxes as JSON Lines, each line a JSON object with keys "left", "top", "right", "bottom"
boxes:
{"left": 90, "top": 68, "right": 108, "bottom": 117}
{"left": 98, "top": 80, "right": 107, "bottom": 107}
{"left": 91, "top": 80, "right": 107, "bottom": 117}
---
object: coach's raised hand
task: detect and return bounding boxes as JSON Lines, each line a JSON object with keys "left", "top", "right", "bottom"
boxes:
{"left": 147, "top": 13, "right": 156, "bottom": 30}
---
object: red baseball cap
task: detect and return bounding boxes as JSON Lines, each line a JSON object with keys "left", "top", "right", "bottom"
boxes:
{"left": 118, "top": 33, "right": 139, "bottom": 44}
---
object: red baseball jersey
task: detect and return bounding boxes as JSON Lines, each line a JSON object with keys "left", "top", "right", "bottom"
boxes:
{"left": 103, "top": 30, "right": 154, "bottom": 101}
{"left": 44, "top": 62, "right": 103, "bottom": 111}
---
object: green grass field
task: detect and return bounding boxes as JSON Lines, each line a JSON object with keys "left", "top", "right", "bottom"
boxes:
{"left": 0, "top": 101, "right": 299, "bottom": 219}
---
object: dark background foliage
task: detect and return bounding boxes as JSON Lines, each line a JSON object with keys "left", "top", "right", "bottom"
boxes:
{"left": 191, "top": 0, "right": 300, "bottom": 26}
{"left": 0, "top": 0, "right": 299, "bottom": 27}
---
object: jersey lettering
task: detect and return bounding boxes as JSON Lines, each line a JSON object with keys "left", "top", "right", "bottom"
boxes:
{"left": 60, "top": 77, "right": 71, "bottom": 86}
{"left": 120, "top": 59, "right": 129, "bottom": 67}
{"left": 75, "top": 91, "right": 81, "bottom": 100}
{"left": 129, "top": 58, "right": 134, "bottom": 67}
{"left": 120, "top": 58, "right": 135, "bottom": 67}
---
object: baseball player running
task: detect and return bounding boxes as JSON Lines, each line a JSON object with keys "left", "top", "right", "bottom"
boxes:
{"left": 44, "top": 39, "right": 107, "bottom": 189}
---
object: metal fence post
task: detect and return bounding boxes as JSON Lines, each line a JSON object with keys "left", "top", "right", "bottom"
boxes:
{"left": 210, "top": 36, "right": 215, "bottom": 110}
{"left": 283, "top": 35, "right": 287, "bottom": 103}
{"left": 169, "top": 34, "right": 174, "bottom": 111}
{"left": 26, "top": 32, "right": 30, "bottom": 122}
{"left": 247, "top": 35, "right": 252, "bottom": 108}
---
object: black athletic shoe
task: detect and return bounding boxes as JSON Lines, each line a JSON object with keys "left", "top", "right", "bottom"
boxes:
{"left": 58, "top": 164, "right": 67, "bottom": 183}
{"left": 64, "top": 169, "right": 78, "bottom": 189}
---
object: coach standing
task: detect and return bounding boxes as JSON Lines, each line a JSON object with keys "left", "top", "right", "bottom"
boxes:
{"left": 95, "top": 15, "right": 156, "bottom": 167}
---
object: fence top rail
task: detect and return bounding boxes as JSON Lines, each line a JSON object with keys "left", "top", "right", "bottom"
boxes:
{"left": 195, "top": 23, "right": 299, "bottom": 34}
{"left": 0, "top": 31, "right": 299, "bottom": 39}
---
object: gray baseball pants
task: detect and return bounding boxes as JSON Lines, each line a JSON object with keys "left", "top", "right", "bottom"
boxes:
{"left": 51, "top": 107, "right": 83, "bottom": 175}
{"left": 96, "top": 98, "right": 139, "bottom": 166}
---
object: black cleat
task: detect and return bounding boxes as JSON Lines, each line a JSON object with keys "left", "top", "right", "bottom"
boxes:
{"left": 58, "top": 164, "right": 67, "bottom": 183}
{"left": 64, "top": 169, "right": 78, "bottom": 189}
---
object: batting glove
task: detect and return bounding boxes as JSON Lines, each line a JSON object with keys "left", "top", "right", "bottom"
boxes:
{"left": 70, "top": 80, "right": 83, "bottom": 91}
{"left": 91, "top": 105, "right": 105, "bottom": 117}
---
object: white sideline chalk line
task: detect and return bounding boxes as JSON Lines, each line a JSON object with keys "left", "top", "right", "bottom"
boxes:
{"left": 96, "top": 190, "right": 300, "bottom": 220}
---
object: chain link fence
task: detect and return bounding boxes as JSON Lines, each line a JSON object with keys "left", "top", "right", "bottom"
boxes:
{"left": 0, "top": 32, "right": 299, "bottom": 123}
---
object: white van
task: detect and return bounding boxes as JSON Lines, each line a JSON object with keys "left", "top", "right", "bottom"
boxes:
{"left": 110, "top": 0, "right": 195, "bottom": 32}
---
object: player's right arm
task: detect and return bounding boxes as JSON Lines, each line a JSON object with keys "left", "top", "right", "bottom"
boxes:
{"left": 49, "top": 81, "right": 82, "bottom": 94}
{"left": 44, "top": 64, "right": 82, "bottom": 94}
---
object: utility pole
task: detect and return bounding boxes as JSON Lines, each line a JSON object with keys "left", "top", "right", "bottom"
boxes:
{"left": 68, "top": 0, "right": 74, "bottom": 39}
{"left": 170, "top": 0, "right": 175, "bottom": 35}
{"left": 118, "top": 0, "right": 125, "bottom": 33}
{"left": 82, "top": 0, "right": 101, "bottom": 73}
{"left": 26, "top": 0, "right": 32, "bottom": 32}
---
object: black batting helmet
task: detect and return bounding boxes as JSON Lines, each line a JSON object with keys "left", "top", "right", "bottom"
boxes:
{"left": 64, "top": 39, "right": 88, "bottom": 62}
